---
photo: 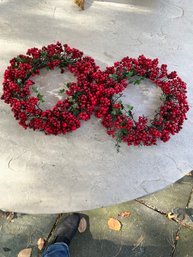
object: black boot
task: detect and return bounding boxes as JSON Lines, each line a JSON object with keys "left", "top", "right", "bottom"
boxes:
{"left": 53, "top": 213, "right": 87, "bottom": 246}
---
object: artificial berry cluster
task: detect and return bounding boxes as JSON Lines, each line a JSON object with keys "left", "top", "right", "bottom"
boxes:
{"left": 94, "top": 55, "right": 189, "bottom": 149}
{"left": 1, "top": 42, "right": 99, "bottom": 135}
{"left": 1, "top": 44, "right": 189, "bottom": 149}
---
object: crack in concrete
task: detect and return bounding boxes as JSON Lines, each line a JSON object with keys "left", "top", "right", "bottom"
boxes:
{"left": 170, "top": 187, "right": 193, "bottom": 257}
{"left": 161, "top": 0, "right": 185, "bottom": 19}
{"left": 7, "top": 150, "right": 28, "bottom": 172}
{"left": 163, "top": 154, "right": 183, "bottom": 174}
{"left": 140, "top": 178, "right": 168, "bottom": 195}
{"left": 7, "top": 157, "right": 14, "bottom": 171}
{"left": 136, "top": 199, "right": 181, "bottom": 257}
{"left": 136, "top": 198, "right": 193, "bottom": 231}
{"left": 44, "top": 213, "right": 62, "bottom": 247}
{"left": 186, "top": 186, "right": 193, "bottom": 208}
{"left": 137, "top": 185, "right": 193, "bottom": 256}
{"left": 135, "top": 199, "right": 166, "bottom": 215}
{"left": 169, "top": 227, "right": 181, "bottom": 257}
{"left": 53, "top": 6, "right": 56, "bottom": 18}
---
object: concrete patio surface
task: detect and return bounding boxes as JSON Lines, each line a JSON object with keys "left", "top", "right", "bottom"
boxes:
{"left": 1, "top": 172, "right": 193, "bottom": 257}
{"left": 1, "top": 0, "right": 193, "bottom": 214}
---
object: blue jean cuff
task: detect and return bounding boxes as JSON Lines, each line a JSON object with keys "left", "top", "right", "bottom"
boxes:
{"left": 42, "top": 242, "right": 70, "bottom": 257}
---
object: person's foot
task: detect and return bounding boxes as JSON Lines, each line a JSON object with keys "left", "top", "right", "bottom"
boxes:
{"left": 53, "top": 213, "right": 88, "bottom": 246}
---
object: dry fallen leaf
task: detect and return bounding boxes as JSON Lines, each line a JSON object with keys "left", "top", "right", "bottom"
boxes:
{"left": 78, "top": 217, "right": 87, "bottom": 233}
{"left": 118, "top": 211, "right": 131, "bottom": 218}
{"left": 18, "top": 248, "right": 32, "bottom": 257}
{"left": 37, "top": 238, "right": 45, "bottom": 251}
{"left": 74, "top": 0, "right": 85, "bottom": 10}
{"left": 167, "top": 212, "right": 175, "bottom": 219}
{"left": 108, "top": 218, "right": 122, "bottom": 231}
{"left": 6, "top": 212, "right": 15, "bottom": 222}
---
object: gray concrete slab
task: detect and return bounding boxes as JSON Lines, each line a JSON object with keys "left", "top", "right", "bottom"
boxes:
{"left": 0, "top": 0, "right": 193, "bottom": 213}
{"left": 173, "top": 228, "right": 193, "bottom": 257}
{"left": 0, "top": 214, "right": 58, "bottom": 257}
{"left": 70, "top": 201, "right": 178, "bottom": 257}
{"left": 138, "top": 172, "right": 193, "bottom": 213}
{"left": 1, "top": 174, "right": 193, "bottom": 257}
{"left": 171, "top": 174, "right": 193, "bottom": 229}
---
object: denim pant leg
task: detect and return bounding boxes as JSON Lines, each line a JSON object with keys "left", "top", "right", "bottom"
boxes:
{"left": 42, "top": 242, "right": 70, "bottom": 257}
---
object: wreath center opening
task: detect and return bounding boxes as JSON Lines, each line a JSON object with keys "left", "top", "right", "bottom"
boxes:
{"left": 119, "top": 78, "right": 163, "bottom": 120}
{"left": 31, "top": 67, "right": 76, "bottom": 111}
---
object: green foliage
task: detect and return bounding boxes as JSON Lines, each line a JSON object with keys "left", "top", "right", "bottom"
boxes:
{"left": 32, "top": 86, "right": 39, "bottom": 93}
{"left": 40, "top": 51, "right": 48, "bottom": 58}
{"left": 127, "top": 104, "right": 133, "bottom": 111}
{"left": 66, "top": 82, "right": 71, "bottom": 88}
{"left": 59, "top": 88, "right": 65, "bottom": 94}
{"left": 16, "top": 78, "right": 23, "bottom": 87}
{"left": 37, "top": 93, "right": 45, "bottom": 103}
{"left": 32, "top": 86, "right": 44, "bottom": 103}
{"left": 109, "top": 74, "right": 118, "bottom": 80}
{"left": 115, "top": 128, "right": 128, "bottom": 152}
{"left": 16, "top": 56, "right": 29, "bottom": 63}
{"left": 133, "top": 77, "right": 144, "bottom": 85}
{"left": 111, "top": 108, "right": 120, "bottom": 116}
{"left": 123, "top": 70, "right": 134, "bottom": 77}
{"left": 160, "top": 94, "right": 167, "bottom": 101}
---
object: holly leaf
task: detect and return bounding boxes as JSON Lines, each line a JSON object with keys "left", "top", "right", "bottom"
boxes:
{"left": 40, "top": 51, "right": 48, "bottom": 58}
{"left": 17, "top": 78, "right": 23, "bottom": 85}
{"left": 59, "top": 88, "right": 65, "bottom": 94}
{"left": 127, "top": 105, "right": 133, "bottom": 111}
{"left": 134, "top": 80, "right": 141, "bottom": 85}
{"left": 109, "top": 74, "right": 118, "bottom": 80}
{"left": 160, "top": 94, "right": 166, "bottom": 101}
{"left": 16, "top": 57, "right": 29, "bottom": 63}
{"left": 71, "top": 109, "right": 80, "bottom": 116}
{"left": 111, "top": 109, "right": 118, "bottom": 116}
{"left": 68, "top": 97, "right": 76, "bottom": 103}
{"left": 32, "top": 86, "right": 39, "bottom": 93}
{"left": 71, "top": 103, "right": 78, "bottom": 109}
{"left": 133, "top": 77, "right": 144, "bottom": 85}
{"left": 124, "top": 70, "right": 134, "bottom": 77}
{"left": 37, "top": 93, "right": 44, "bottom": 102}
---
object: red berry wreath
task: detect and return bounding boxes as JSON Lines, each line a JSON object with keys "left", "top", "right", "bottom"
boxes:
{"left": 1, "top": 42, "right": 99, "bottom": 135}
{"left": 94, "top": 55, "right": 189, "bottom": 150}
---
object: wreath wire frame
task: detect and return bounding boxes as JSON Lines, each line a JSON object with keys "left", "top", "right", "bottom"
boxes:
{"left": 93, "top": 55, "right": 189, "bottom": 150}
{"left": 1, "top": 42, "right": 99, "bottom": 135}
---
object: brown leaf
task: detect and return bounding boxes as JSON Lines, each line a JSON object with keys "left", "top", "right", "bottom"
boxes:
{"left": 78, "top": 217, "right": 87, "bottom": 233}
{"left": 108, "top": 218, "right": 122, "bottom": 231}
{"left": 118, "top": 211, "right": 131, "bottom": 218}
{"left": 74, "top": 0, "right": 85, "bottom": 10}
{"left": 18, "top": 248, "right": 32, "bottom": 257}
{"left": 37, "top": 238, "right": 45, "bottom": 251}
{"left": 6, "top": 212, "right": 15, "bottom": 222}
